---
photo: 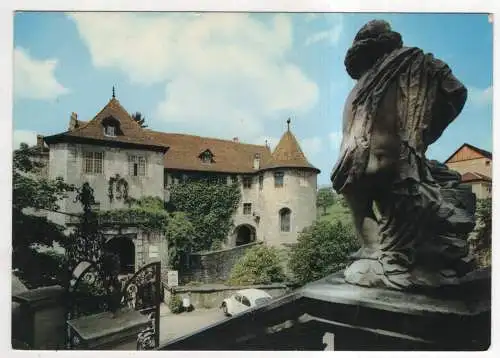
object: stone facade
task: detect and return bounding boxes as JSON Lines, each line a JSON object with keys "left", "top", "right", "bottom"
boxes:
{"left": 47, "top": 142, "right": 165, "bottom": 226}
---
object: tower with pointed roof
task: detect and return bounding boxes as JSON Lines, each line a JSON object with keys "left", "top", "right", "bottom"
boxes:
{"left": 255, "top": 119, "right": 320, "bottom": 246}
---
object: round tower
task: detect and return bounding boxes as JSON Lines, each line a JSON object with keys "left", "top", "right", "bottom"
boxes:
{"left": 258, "top": 119, "right": 320, "bottom": 246}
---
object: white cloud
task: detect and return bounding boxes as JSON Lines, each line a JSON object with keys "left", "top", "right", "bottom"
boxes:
{"left": 329, "top": 131, "right": 342, "bottom": 150}
{"left": 305, "top": 14, "right": 344, "bottom": 46}
{"left": 301, "top": 136, "right": 322, "bottom": 158}
{"left": 13, "top": 130, "right": 37, "bottom": 149}
{"left": 14, "top": 47, "right": 69, "bottom": 100}
{"left": 69, "top": 13, "right": 319, "bottom": 141}
{"left": 468, "top": 86, "right": 492, "bottom": 107}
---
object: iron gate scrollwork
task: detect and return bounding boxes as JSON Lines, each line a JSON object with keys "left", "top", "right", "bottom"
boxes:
{"left": 121, "top": 261, "right": 161, "bottom": 350}
{"left": 66, "top": 260, "right": 161, "bottom": 350}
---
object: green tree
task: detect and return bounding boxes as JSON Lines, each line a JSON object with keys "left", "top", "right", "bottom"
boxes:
{"left": 227, "top": 245, "right": 286, "bottom": 286}
{"left": 12, "top": 143, "right": 75, "bottom": 288}
{"left": 317, "top": 187, "right": 335, "bottom": 216}
{"left": 289, "top": 220, "right": 359, "bottom": 285}
{"left": 165, "top": 212, "right": 196, "bottom": 269}
{"left": 168, "top": 180, "right": 241, "bottom": 251}
{"left": 469, "top": 197, "right": 492, "bottom": 268}
{"left": 130, "top": 112, "right": 148, "bottom": 128}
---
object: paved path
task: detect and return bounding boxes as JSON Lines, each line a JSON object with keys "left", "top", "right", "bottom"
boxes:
{"left": 159, "top": 306, "right": 226, "bottom": 345}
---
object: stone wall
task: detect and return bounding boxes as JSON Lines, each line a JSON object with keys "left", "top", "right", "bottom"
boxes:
{"left": 164, "top": 283, "right": 292, "bottom": 309}
{"left": 181, "top": 242, "right": 262, "bottom": 284}
{"left": 48, "top": 142, "right": 165, "bottom": 226}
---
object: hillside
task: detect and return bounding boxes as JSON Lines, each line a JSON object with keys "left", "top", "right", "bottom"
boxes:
{"left": 317, "top": 200, "right": 352, "bottom": 226}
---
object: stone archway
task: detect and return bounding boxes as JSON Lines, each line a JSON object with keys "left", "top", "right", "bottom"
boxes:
{"left": 105, "top": 237, "right": 136, "bottom": 274}
{"left": 234, "top": 224, "right": 256, "bottom": 246}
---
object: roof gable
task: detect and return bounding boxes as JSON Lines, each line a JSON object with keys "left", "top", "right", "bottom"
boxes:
{"left": 445, "top": 143, "right": 492, "bottom": 163}
{"left": 261, "top": 128, "right": 320, "bottom": 173}
{"left": 44, "top": 98, "right": 168, "bottom": 152}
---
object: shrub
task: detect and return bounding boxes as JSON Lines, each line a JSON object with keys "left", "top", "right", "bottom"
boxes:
{"left": 227, "top": 245, "right": 286, "bottom": 286}
{"left": 168, "top": 294, "right": 184, "bottom": 314}
{"left": 289, "top": 220, "right": 359, "bottom": 285}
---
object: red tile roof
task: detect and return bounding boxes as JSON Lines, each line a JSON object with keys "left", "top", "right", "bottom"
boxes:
{"left": 261, "top": 128, "right": 320, "bottom": 173}
{"left": 461, "top": 171, "right": 492, "bottom": 183}
{"left": 43, "top": 98, "right": 320, "bottom": 174}
{"left": 146, "top": 131, "right": 273, "bottom": 173}
{"left": 44, "top": 98, "right": 169, "bottom": 152}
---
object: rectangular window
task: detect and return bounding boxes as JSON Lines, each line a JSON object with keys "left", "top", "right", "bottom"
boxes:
{"left": 243, "top": 203, "right": 252, "bottom": 215}
{"left": 274, "top": 172, "right": 284, "bottom": 188}
{"left": 243, "top": 176, "right": 253, "bottom": 189}
{"left": 128, "top": 155, "right": 147, "bottom": 177}
{"left": 259, "top": 175, "right": 264, "bottom": 190}
{"left": 104, "top": 125, "right": 116, "bottom": 137}
{"left": 83, "top": 151, "right": 103, "bottom": 174}
{"left": 299, "top": 172, "right": 308, "bottom": 187}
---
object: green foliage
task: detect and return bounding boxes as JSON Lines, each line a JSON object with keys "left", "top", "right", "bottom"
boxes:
{"left": 98, "top": 196, "right": 168, "bottom": 232}
{"left": 169, "top": 181, "right": 241, "bottom": 251}
{"left": 14, "top": 249, "right": 67, "bottom": 289}
{"left": 130, "top": 111, "right": 148, "bottom": 128}
{"left": 165, "top": 212, "right": 196, "bottom": 269}
{"left": 12, "top": 143, "right": 75, "bottom": 287}
{"left": 317, "top": 198, "right": 352, "bottom": 226}
{"left": 227, "top": 245, "right": 286, "bottom": 286}
{"left": 289, "top": 220, "right": 359, "bottom": 285}
{"left": 168, "top": 294, "right": 184, "bottom": 314}
{"left": 317, "top": 188, "right": 335, "bottom": 215}
{"left": 470, "top": 198, "right": 492, "bottom": 268}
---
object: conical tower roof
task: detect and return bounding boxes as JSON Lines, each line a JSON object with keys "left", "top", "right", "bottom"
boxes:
{"left": 261, "top": 119, "right": 320, "bottom": 173}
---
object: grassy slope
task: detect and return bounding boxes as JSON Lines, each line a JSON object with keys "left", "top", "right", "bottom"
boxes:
{"left": 317, "top": 201, "right": 353, "bottom": 226}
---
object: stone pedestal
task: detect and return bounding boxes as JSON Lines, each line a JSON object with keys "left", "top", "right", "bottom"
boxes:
{"left": 298, "top": 270, "right": 490, "bottom": 350}
{"left": 158, "top": 269, "right": 490, "bottom": 351}
{"left": 67, "top": 308, "right": 149, "bottom": 350}
{"left": 12, "top": 285, "right": 66, "bottom": 349}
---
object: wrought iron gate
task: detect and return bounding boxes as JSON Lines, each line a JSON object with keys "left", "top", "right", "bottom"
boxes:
{"left": 66, "top": 260, "right": 161, "bottom": 350}
{"left": 122, "top": 261, "right": 161, "bottom": 350}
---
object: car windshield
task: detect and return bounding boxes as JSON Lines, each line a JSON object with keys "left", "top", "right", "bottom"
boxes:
{"left": 254, "top": 297, "right": 272, "bottom": 306}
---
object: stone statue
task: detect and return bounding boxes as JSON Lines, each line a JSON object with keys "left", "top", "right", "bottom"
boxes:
{"left": 331, "top": 20, "right": 476, "bottom": 290}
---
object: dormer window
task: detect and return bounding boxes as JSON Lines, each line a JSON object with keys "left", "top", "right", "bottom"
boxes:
{"left": 199, "top": 149, "right": 214, "bottom": 164}
{"left": 102, "top": 116, "right": 121, "bottom": 137}
{"left": 104, "top": 125, "right": 116, "bottom": 137}
{"left": 253, "top": 153, "right": 261, "bottom": 170}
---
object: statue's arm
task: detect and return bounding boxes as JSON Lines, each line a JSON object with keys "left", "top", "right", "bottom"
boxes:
{"left": 425, "top": 57, "right": 468, "bottom": 145}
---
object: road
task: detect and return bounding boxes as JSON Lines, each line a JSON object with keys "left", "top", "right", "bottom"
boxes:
{"left": 159, "top": 305, "right": 226, "bottom": 345}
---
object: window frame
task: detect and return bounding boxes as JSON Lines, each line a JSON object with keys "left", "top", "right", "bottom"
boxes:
{"left": 104, "top": 125, "right": 116, "bottom": 137}
{"left": 274, "top": 171, "right": 284, "bottom": 188}
{"left": 243, "top": 176, "right": 253, "bottom": 189}
{"left": 128, "top": 155, "right": 147, "bottom": 177}
{"left": 243, "top": 203, "right": 252, "bottom": 215}
{"left": 279, "top": 207, "right": 291, "bottom": 232}
{"left": 82, "top": 151, "right": 104, "bottom": 175}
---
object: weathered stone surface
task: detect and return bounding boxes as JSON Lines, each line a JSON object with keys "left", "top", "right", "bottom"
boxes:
{"left": 331, "top": 19, "right": 475, "bottom": 290}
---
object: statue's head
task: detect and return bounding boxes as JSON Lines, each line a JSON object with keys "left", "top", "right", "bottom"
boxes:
{"left": 345, "top": 20, "right": 403, "bottom": 80}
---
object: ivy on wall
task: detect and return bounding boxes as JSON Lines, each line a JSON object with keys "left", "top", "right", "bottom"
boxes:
{"left": 97, "top": 196, "right": 168, "bottom": 232}
{"left": 108, "top": 174, "right": 129, "bottom": 202}
{"left": 168, "top": 181, "right": 241, "bottom": 251}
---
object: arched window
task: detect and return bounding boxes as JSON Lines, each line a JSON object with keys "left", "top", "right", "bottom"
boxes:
{"left": 279, "top": 208, "right": 291, "bottom": 232}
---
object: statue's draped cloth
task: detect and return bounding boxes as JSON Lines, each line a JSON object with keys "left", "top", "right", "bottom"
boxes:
{"left": 332, "top": 47, "right": 473, "bottom": 288}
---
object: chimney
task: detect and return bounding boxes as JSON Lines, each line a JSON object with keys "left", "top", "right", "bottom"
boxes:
{"left": 36, "top": 135, "right": 44, "bottom": 148}
{"left": 69, "top": 112, "right": 78, "bottom": 130}
{"left": 233, "top": 137, "right": 239, "bottom": 143}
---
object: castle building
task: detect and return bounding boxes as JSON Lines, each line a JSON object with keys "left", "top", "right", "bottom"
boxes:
{"left": 444, "top": 143, "right": 492, "bottom": 200}
{"left": 39, "top": 94, "right": 319, "bottom": 273}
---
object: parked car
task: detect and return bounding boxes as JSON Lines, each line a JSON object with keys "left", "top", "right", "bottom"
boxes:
{"left": 220, "top": 288, "right": 273, "bottom": 316}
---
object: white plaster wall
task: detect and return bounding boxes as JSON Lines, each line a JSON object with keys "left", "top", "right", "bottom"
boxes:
{"left": 47, "top": 142, "right": 164, "bottom": 225}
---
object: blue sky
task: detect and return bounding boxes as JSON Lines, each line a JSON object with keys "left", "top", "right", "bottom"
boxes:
{"left": 13, "top": 12, "right": 493, "bottom": 185}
